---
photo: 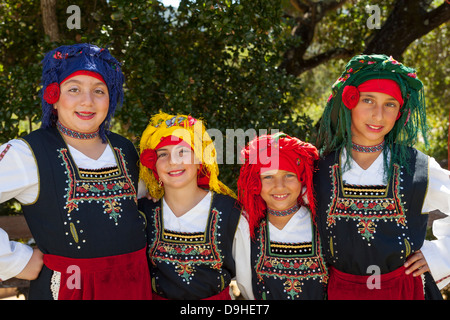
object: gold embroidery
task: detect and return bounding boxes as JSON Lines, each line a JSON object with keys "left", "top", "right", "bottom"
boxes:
{"left": 270, "top": 243, "right": 312, "bottom": 250}
{"left": 404, "top": 238, "right": 411, "bottom": 257}
{"left": 69, "top": 222, "right": 79, "bottom": 243}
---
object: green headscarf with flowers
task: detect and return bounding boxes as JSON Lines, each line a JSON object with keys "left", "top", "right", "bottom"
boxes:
{"left": 316, "top": 54, "right": 428, "bottom": 181}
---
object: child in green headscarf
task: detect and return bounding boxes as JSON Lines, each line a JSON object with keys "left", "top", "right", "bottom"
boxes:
{"left": 314, "top": 54, "right": 450, "bottom": 300}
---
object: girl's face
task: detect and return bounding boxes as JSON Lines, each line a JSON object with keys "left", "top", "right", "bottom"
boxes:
{"left": 260, "top": 170, "right": 301, "bottom": 211}
{"left": 350, "top": 91, "right": 401, "bottom": 146}
{"left": 155, "top": 144, "right": 200, "bottom": 190}
{"left": 54, "top": 75, "right": 109, "bottom": 134}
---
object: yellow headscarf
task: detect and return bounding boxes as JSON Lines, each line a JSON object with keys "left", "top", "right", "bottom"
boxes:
{"left": 139, "top": 111, "right": 236, "bottom": 200}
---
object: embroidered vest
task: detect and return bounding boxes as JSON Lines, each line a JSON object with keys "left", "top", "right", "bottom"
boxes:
{"left": 251, "top": 216, "right": 328, "bottom": 300}
{"left": 314, "top": 148, "right": 429, "bottom": 275}
{"left": 139, "top": 192, "right": 241, "bottom": 299}
{"left": 21, "top": 128, "right": 147, "bottom": 298}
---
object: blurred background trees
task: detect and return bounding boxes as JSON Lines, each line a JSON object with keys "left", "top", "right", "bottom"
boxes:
{"left": 0, "top": 0, "right": 449, "bottom": 195}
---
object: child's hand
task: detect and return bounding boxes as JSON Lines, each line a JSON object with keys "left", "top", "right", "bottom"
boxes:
{"left": 404, "top": 250, "right": 429, "bottom": 277}
{"left": 145, "top": 192, "right": 159, "bottom": 202}
{"left": 15, "top": 248, "right": 44, "bottom": 280}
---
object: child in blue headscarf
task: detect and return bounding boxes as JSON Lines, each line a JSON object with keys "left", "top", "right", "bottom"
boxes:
{"left": 0, "top": 43, "right": 152, "bottom": 300}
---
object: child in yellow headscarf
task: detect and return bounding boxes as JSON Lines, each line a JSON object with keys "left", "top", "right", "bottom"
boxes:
{"left": 138, "top": 112, "right": 250, "bottom": 300}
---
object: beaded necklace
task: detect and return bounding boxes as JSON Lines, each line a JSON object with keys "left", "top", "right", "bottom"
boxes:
{"left": 56, "top": 121, "right": 100, "bottom": 140}
{"left": 352, "top": 140, "right": 385, "bottom": 153}
{"left": 267, "top": 204, "right": 300, "bottom": 217}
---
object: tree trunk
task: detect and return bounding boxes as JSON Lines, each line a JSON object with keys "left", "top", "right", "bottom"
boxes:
{"left": 40, "top": 0, "right": 60, "bottom": 42}
{"left": 363, "top": 0, "right": 450, "bottom": 59}
{"left": 279, "top": 0, "right": 349, "bottom": 77}
{"left": 280, "top": 0, "right": 450, "bottom": 76}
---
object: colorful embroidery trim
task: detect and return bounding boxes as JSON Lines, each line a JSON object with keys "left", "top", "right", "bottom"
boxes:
{"left": 163, "top": 230, "right": 205, "bottom": 242}
{"left": 326, "top": 163, "right": 406, "bottom": 243}
{"left": 0, "top": 144, "right": 12, "bottom": 162}
{"left": 270, "top": 241, "right": 313, "bottom": 255}
{"left": 149, "top": 206, "right": 224, "bottom": 284}
{"left": 254, "top": 219, "right": 328, "bottom": 299}
{"left": 59, "top": 146, "right": 136, "bottom": 225}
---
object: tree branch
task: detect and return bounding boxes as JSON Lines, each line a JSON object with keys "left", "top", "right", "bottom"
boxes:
{"left": 301, "top": 47, "right": 354, "bottom": 73}
{"left": 281, "top": 0, "right": 450, "bottom": 76}
{"left": 423, "top": 2, "right": 450, "bottom": 34}
{"left": 364, "top": 0, "right": 450, "bottom": 59}
{"left": 279, "top": 0, "right": 348, "bottom": 76}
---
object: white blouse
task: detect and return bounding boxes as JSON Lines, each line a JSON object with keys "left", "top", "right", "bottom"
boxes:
{"left": 0, "top": 139, "right": 147, "bottom": 280}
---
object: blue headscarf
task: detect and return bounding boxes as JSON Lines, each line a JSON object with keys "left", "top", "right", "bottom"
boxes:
{"left": 40, "top": 43, "right": 124, "bottom": 142}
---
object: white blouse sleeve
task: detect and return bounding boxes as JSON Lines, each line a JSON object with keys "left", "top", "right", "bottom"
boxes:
{"left": 0, "top": 140, "right": 37, "bottom": 280}
{"left": 0, "top": 228, "right": 33, "bottom": 281}
{"left": 420, "top": 156, "right": 450, "bottom": 290}
{"left": 232, "top": 215, "right": 255, "bottom": 300}
{"left": 0, "top": 140, "right": 39, "bottom": 205}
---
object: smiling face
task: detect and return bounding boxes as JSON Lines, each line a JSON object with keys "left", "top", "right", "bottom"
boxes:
{"left": 350, "top": 91, "right": 401, "bottom": 146}
{"left": 260, "top": 169, "right": 302, "bottom": 211}
{"left": 54, "top": 75, "right": 109, "bottom": 134}
{"left": 155, "top": 144, "right": 200, "bottom": 191}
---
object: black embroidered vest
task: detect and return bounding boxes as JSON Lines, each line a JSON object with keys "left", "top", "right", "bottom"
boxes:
{"left": 21, "top": 128, "right": 147, "bottom": 299}
{"left": 314, "top": 147, "right": 429, "bottom": 275}
{"left": 139, "top": 192, "right": 241, "bottom": 299}
{"left": 251, "top": 216, "right": 328, "bottom": 300}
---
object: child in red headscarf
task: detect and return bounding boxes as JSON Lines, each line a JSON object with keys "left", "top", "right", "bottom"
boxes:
{"left": 236, "top": 132, "right": 328, "bottom": 300}
{"left": 315, "top": 54, "right": 449, "bottom": 299}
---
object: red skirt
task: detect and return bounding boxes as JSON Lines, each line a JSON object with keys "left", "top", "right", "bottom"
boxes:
{"left": 44, "top": 247, "right": 152, "bottom": 300}
{"left": 152, "top": 286, "right": 231, "bottom": 300}
{"left": 328, "top": 266, "right": 424, "bottom": 300}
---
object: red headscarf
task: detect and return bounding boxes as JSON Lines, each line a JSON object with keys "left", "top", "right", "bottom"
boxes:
{"left": 342, "top": 79, "right": 404, "bottom": 109}
{"left": 140, "top": 135, "right": 209, "bottom": 188}
{"left": 237, "top": 133, "right": 319, "bottom": 239}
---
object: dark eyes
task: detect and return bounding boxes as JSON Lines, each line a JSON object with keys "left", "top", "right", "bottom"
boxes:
{"left": 261, "top": 173, "right": 296, "bottom": 180}
{"left": 67, "top": 87, "right": 106, "bottom": 94}
{"left": 361, "top": 98, "right": 398, "bottom": 108}
{"left": 157, "top": 148, "right": 191, "bottom": 159}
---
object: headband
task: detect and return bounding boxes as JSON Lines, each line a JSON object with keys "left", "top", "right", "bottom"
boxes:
{"left": 60, "top": 70, "right": 106, "bottom": 86}
{"left": 342, "top": 79, "right": 404, "bottom": 110}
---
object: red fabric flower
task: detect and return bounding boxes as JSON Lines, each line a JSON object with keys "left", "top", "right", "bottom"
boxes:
{"left": 140, "top": 148, "right": 157, "bottom": 170}
{"left": 43, "top": 82, "right": 60, "bottom": 104}
{"left": 342, "top": 85, "right": 360, "bottom": 109}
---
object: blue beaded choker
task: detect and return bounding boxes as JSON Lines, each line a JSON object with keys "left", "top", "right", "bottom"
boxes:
{"left": 352, "top": 141, "right": 385, "bottom": 153}
{"left": 267, "top": 204, "right": 300, "bottom": 217}
{"left": 56, "top": 121, "right": 99, "bottom": 140}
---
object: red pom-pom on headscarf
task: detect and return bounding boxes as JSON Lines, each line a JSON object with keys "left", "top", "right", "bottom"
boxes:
{"left": 140, "top": 148, "right": 159, "bottom": 180}
{"left": 342, "top": 85, "right": 360, "bottom": 109}
{"left": 43, "top": 82, "right": 60, "bottom": 104}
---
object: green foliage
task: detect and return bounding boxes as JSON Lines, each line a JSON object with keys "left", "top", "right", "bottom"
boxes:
{"left": 0, "top": 0, "right": 448, "bottom": 190}
{"left": 403, "top": 23, "right": 450, "bottom": 165}
{"left": 0, "top": 0, "right": 309, "bottom": 191}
